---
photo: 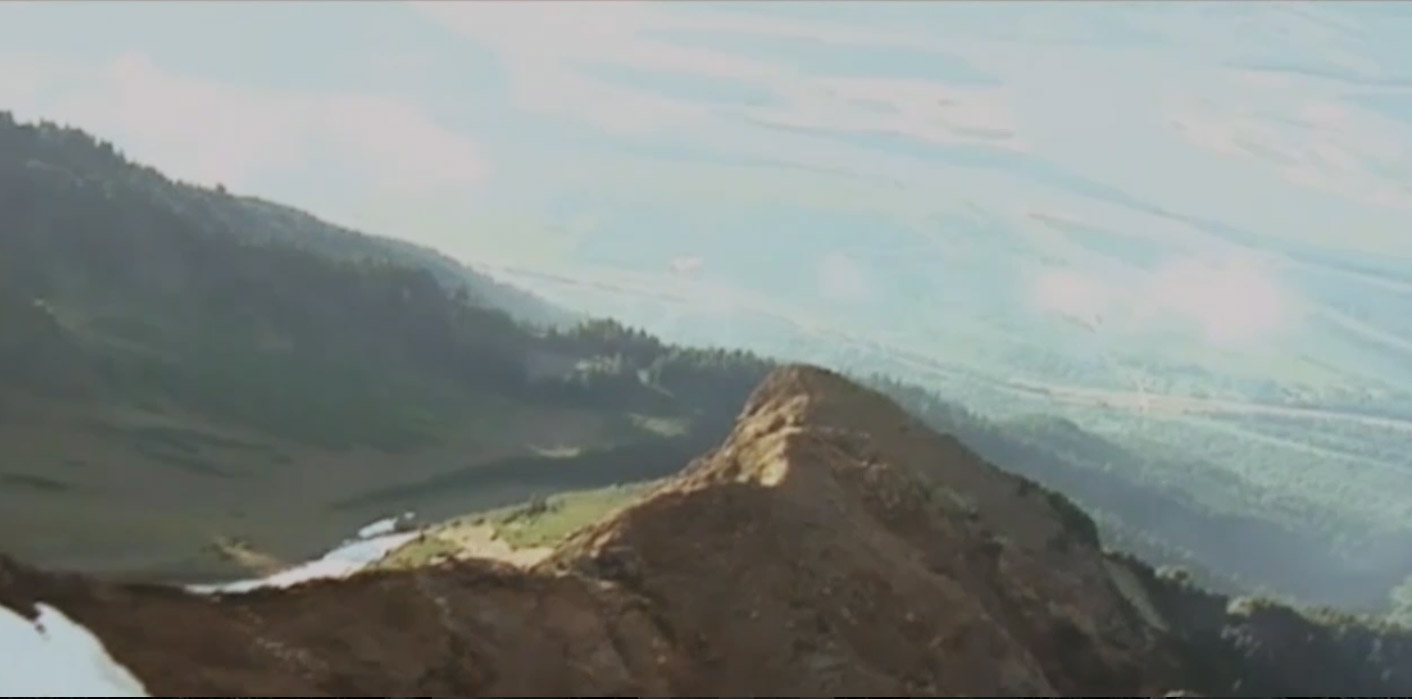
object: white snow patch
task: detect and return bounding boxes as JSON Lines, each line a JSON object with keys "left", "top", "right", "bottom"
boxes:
{"left": 355, "top": 511, "right": 416, "bottom": 540}
{"left": 0, "top": 603, "right": 149, "bottom": 697}
{"left": 187, "top": 528, "right": 420, "bottom": 595}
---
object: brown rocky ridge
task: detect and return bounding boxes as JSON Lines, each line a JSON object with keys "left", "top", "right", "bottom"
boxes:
{"left": 2, "top": 365, "right": 1410, "bottom": 696}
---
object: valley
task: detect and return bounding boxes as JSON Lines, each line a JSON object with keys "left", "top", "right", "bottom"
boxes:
{"left": 1, "top": 111, "right": 1410, "bottom": 623}
{"left": 4, "top": 2, "right": 1412, "bottom": 693}
{"left": 6, "top": 365, "right": 1412, "bottom": 697}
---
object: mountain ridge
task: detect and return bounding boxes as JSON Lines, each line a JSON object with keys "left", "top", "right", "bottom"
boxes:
{"left": 3, "top": 365, "right": 1411, "bottom": 696}
{"left": 3, "top": 109, "right": 1408, "bottom": 622}
{"left": 0, "top": 365, "right": 1176, "bottom": 695}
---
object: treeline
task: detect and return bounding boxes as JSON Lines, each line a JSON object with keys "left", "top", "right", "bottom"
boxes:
{"left": 531, "top": 319, "right": 773, "bottom": 429}
{"left": 859, "top": 373, "right": 1412, "bottom": 613}
{"left": 0, "top": 114, "right": 773, "bottom": 449}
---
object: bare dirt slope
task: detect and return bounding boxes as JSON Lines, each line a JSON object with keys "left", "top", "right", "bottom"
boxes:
{"left": 543, "top": 365, "right": 1177, "bottom": 696}
{"left": 1, "top": 365, "right": 1190, "bottom": 696}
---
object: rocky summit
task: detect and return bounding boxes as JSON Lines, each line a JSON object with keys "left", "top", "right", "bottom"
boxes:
{"left": 1, "top": 366, "right": 1409, "bottom": 696}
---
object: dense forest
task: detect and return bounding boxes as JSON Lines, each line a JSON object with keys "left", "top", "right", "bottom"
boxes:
{"left": 1, "top": 112, "right": 1409, "bottom": 628}
{"left": 0, "top": 114, "right": 786, "bottom": 581}
{"left": 0, "top": 114, "right": 763, "bottom": 449}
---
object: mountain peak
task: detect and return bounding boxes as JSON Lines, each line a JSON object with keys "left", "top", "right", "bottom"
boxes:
{"left": 1, "top": 366, "right": 1406, "bottom": 696}
{"left": 546, "top": 363, "right": 1166, "bottom": 696}
{"left": 0, "top": 365, "right": 1173, "bottom": 696}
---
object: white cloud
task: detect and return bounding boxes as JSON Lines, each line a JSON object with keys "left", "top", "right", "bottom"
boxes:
{"left": 415, "top": 2, "right": 858, "bottom": 82}
{"left": 1033, "top": 256, "right": 1300, "bottom": 348}
{"left": 318, "top": 94, "right": 487, "bottom": 192}
{"left": 3, "top": 2, "right": 1406, "bottom": 385}
{"left": 3, "top": 51, "right": 487, "bottom": 192}
{"left": 818, "top": 251, "right": 870, "bottom": 302}
{"left": 744, "top": 76, "right": 1023, "bottom": 151}
{"left": 0, "top": 51, "right": 62, "bottom": 107}
{"left": 412, "top": 1, "right": 1020, "bottom": 150}
{"left": 668, "top": 255, "right": 704, "bottom": 276}
{"left": 1139, "top": 257, "right": 1296, "bottom": 346}
{"left": 1033, "top": 267, "right": 1112, "bottom": 327}
{"left": 413, "top": 2, "right": 725, "bottom": 135}
{"left": 1163, "top": 79, "right": 1412, "bottom": 210}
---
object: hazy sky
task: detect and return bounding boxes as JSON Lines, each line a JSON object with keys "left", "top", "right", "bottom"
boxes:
{"left": 4, "top": 1, "right": 1412, "bottom": 386}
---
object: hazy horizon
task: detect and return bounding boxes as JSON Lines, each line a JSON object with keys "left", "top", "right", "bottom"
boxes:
{"left": 5, "top": 1, "right": 1412, "bottom": 413}
{"left": 10, "top": 0, "right": 1412, "bottom": 635}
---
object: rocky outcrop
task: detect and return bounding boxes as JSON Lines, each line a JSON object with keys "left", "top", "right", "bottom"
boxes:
{"left": 0, "top": 550, "right": 672, "bottom": 696}
{"left": 1, "top": 365, "right": 1409, "bottom": 696}
{"left": 542, "top": 365, "right": 1179, "bottom": 696}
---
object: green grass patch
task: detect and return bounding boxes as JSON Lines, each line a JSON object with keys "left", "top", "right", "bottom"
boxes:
{"left": 490, "top": 481, "right": 657, "bottom": 549}
{"left": 370, "top": 480, "right": 661, "bottom": 572}
{"left": 374, "top": 535, "right": 461, "bottom": 571}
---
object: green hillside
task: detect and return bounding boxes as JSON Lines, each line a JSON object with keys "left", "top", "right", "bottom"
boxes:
{"left": 0, "top": 114, "right": 767, "bottom": 582}
{"left": 2, "top": 113, "right": 1407, "bottom": 622}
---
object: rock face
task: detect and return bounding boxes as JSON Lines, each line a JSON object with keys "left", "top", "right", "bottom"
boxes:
{"left": 0, "top": 365, "right": 1407, "bottom": 696}
{"left": 543, "top": 365, "right": 1177, "bottom": 696}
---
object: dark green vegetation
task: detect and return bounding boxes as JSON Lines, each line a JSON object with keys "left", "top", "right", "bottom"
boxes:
{"left": 0, "top": 113, "right": 768, "bottom": 581}
{"left": 865, "top": 375, "right": 1412, "bottom": 613}
{"left": 1108, "top": 550, "right": 1412, "bottom": 697}
{"left": 1, "top": 112, "right": 1408, "bottom": 637}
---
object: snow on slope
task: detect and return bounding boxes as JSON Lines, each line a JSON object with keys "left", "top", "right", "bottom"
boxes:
{"left": 188, "top": 515, "right": 420, "bottom": 594}
{"left": 0, "top": 515, "right": 421, "bottom": 696}
{"left": 356, "top": 511, "right": 416, "bottom": 539}
{"left": 0, "top": 603, "right": 148, "bottom": 697}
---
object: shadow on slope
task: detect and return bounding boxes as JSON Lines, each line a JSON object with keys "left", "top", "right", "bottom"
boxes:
{"left": 1, "top": 366, "right": 1411, "bottom": 696}
{"left": 332, "top": 434, "right": 718, "bottom": 528}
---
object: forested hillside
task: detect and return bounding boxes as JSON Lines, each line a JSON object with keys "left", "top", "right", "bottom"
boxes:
{"left": 0, "top": 115, "right": 755, "bottom": 444}
{"left": 0, "top": 114, "right": 770, "bottom": 580}
{"left": 1, "top": 113, "right": 1407, "bottom": 626}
